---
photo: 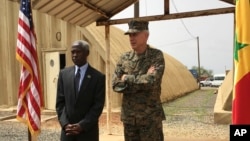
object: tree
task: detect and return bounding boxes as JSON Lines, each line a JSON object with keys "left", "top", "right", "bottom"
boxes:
{"left": 191, "top": 66, "right": 213, "bottom": 80}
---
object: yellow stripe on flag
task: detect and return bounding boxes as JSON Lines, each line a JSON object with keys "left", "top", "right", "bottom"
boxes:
{"left": 234, "top": 0, "right": 250, "bottom": 90}
{"left": 235, "top": 0, "right": 250, "bottom": 44}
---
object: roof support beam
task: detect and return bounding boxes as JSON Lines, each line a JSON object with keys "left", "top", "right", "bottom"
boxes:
{"left": 96, "top": 7, "right": 235, "bottom": 26}
{"left": 219, "top": 0, "right": 235, "bottom": 5}
{"left": 134, "top": 1, "right": 139, "bottom": 18}
{"left": 74, "top": 0, "right": 109, "bottom": 19}
{"left": 164, "top": 0, "right": 169, "bottom": 14}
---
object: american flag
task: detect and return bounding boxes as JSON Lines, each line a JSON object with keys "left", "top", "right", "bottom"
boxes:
{"left": 16, "top": 0, "right": 43, "bottom": 136}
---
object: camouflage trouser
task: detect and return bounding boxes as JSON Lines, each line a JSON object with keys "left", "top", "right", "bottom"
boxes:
{"left": 123, "top": 120, "right": 164, "bottom": 141}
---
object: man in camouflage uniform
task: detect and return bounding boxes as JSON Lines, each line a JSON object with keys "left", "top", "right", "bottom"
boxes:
{"left": 112, "top": 19, "right": 166, "bottom": 141}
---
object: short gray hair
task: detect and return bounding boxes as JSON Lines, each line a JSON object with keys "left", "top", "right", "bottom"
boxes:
{"left": 72, "top": 40, "right": 90, "bottom": 51}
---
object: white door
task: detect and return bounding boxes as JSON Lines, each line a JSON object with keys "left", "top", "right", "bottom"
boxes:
{"left": 45, "top": 52, "right": 60, "bottom": 110}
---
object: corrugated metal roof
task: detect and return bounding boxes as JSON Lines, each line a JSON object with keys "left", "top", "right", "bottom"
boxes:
{"left": 32, "top": 0, "right": 138, "bottom": 27}
{"left": 31, "top": 0, "right": 235, "bottom": 27}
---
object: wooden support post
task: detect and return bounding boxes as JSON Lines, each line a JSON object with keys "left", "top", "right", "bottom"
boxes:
{"left": 105, "top": 24, "right": 112, "bottom": 134}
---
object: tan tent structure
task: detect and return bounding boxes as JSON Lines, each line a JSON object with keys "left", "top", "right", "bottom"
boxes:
{"left": 0, "top": 0, "right": 199, "bottom": 109}
{"left": 214, "top": 70, "right": 233, "bottom": 124}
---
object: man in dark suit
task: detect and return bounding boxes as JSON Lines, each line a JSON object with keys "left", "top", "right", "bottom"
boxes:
{"left": 56, "top": 40, "right": 105, "bottom": 141}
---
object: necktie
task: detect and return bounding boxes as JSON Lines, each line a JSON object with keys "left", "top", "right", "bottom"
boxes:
{"left": 75, "top": 68, "right": 81, "bottom": 92}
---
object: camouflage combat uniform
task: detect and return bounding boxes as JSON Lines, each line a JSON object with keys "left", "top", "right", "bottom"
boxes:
{"left": 112, "top": 45, "right": 166, "bottom": 141}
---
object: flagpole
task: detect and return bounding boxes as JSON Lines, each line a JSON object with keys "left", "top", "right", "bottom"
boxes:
{"left": 197, "top": 36, "right": 201, "bottom": 89}
{"left": 28, "top": 128, "right": 31, "bottom": 141}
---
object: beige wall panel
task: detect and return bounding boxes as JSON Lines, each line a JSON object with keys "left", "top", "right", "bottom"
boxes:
{"left": 50, "top": 17, "right": 63, "bottom": 48}
{"left": 0, "top": 0, "right": 8, "bottom": 105}
{"left": 0, "top": 1, "right": 20, "bottom": 106}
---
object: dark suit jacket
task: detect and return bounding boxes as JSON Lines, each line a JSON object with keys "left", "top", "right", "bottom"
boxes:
{"left": 56, "top": 65, "right": 105, "bottom": 141}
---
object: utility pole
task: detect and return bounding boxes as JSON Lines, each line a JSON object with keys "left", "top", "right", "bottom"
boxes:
{"left": 197, "top": 36, "right": 201, "bottom": 89}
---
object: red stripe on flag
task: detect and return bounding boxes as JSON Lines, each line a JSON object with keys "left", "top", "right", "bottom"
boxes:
{"left": 16, "top": 0, "right": 43, "bottom": 137}
{"left": 233, "top": 72, "right": 250, "bottom": 124}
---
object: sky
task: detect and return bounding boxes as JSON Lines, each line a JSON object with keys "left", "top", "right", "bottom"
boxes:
{"left": 111, "top": 0, "right": 235, "bottom": 74}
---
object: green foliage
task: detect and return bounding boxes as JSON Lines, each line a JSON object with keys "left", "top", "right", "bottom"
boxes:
{"left": 191, "top": 66, "right": 213, "bottom": 78}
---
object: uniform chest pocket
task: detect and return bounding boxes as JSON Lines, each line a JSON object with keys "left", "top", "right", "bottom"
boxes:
{"left": 123, "top": 60, "right": 138, "bottom": 74}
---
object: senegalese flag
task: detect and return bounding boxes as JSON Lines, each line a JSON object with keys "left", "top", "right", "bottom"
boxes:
{"left": 232, "top": 0, "right": 250, "bottom": 124}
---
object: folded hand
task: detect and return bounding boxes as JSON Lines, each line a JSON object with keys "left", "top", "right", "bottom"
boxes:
{"left": 65, "top": 123, "right": 82, "bottom": 135}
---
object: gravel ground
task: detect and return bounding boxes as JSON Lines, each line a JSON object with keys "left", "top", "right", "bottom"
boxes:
{"left": 162, "top": 87, "right": 229, "bottom": 140}
{"left": 0, "top": 87, "right": 229, "bottom": 141}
